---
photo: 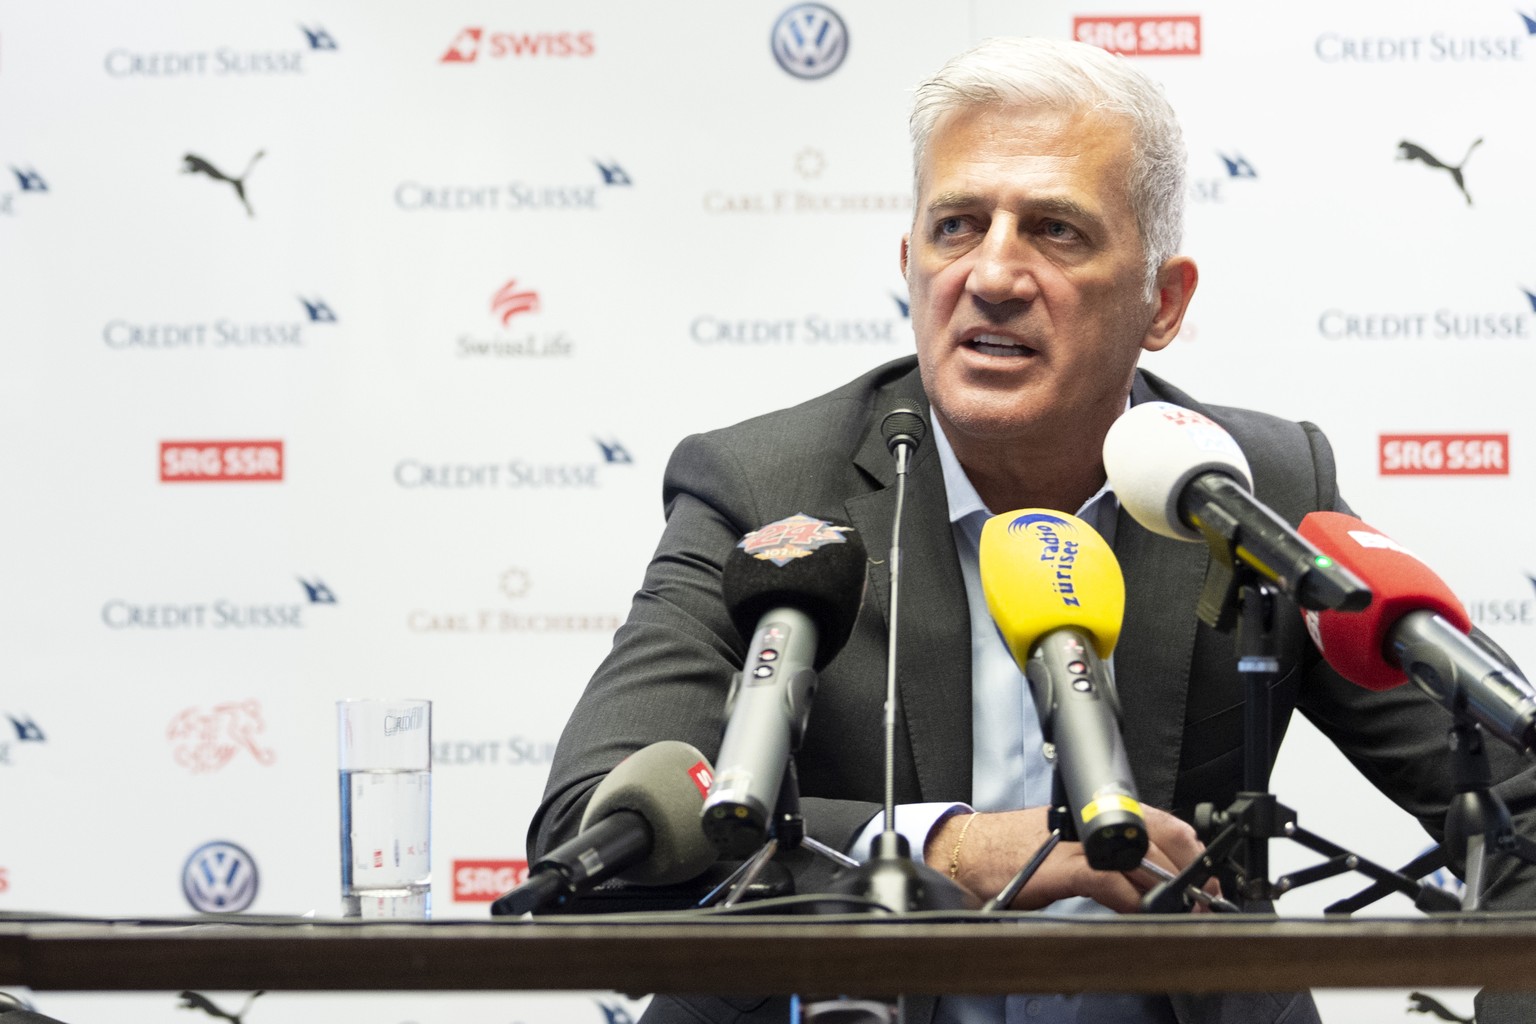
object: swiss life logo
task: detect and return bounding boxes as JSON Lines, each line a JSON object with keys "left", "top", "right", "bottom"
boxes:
{"left": 1074, "top": 15, "right": 1202, "bottom": 55}
{"left": 161, "top": 441, "right": 284, "bottom": 482}
{"left": 1379, "top": 433, "right": 1509, "bottom": 476}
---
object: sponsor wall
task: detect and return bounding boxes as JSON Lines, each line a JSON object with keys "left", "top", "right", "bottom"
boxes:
{"left": 1, "top": 2, "right": 1531, "bottom": 1022}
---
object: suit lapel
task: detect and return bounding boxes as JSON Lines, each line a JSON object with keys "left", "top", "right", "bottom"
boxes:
{"left": 1111, "top": 507, "right": 1203, "bottom": 809}
{"left": 1112, "top": 371, "right": 1214, "bottom": 809}
{"left": 845, "top": 377, "right": 974, "bottom": 803}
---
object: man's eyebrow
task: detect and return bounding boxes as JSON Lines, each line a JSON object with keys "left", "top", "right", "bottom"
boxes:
{"left": 923, "top": 191, "right": 1101, "bottom": 226}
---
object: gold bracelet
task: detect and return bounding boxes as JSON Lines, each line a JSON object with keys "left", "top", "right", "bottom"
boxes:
{"left": 948, "top": 812, "right": 980, "bottom": 880}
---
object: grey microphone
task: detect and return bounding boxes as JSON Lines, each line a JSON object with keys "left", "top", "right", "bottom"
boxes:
{"left": 493, "top": 740, "right": 717, "bottom": 915}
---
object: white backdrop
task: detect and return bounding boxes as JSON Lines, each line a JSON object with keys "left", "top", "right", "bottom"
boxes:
{"left": 2, "top": 2, "right": 1533, "bottom": 1022}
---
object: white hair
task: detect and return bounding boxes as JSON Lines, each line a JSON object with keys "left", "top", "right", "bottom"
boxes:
{"left": 910, "top": 37, "right": 1187, "bottom": 297}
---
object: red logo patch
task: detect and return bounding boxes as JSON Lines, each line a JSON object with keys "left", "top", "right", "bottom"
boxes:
{"left": 453, "top": 859, "right": 529, "bottom": 901}
{"left": 1074, "top": 15, "right": 1202, "bottom": 56}
{"left": 1380, "top": 434, "right": 1509, "bottom": 476}
{"left": 160, "top": 441, "right": 284, "bottom": 482}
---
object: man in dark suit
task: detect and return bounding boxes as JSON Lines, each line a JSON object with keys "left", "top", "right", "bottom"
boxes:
{"left": 529, "top": 36, "right": 1536, "bottom": 1024}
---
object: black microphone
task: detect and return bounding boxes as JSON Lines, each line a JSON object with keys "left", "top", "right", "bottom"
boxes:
{"left": 838, "top": 403, "right": 966, "bottom": 912}
{"left": 1102, "top": 402, "right": 1370, "bottom": 613}
{"left": 493, "top": 740, "right": 717, "bottom": 915}
{"left": 881, "top": 405, "right": 926, "bottom": 464}
{"left": 700, "top": 514, "right": 867, "bottom": 857}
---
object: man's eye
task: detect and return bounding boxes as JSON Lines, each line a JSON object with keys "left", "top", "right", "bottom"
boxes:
{"left": 936, "top": 217, "right": 967, "bottom": 237}
{"left": 1043, "top": 220, "right": 1078, "bottom": 240}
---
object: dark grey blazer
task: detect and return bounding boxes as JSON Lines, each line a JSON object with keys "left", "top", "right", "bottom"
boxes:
{"left": 530, "top": 356, "right": 1536, "bottom": 1024}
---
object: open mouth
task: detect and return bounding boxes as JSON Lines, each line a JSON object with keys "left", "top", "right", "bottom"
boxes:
{"left": 967, "top": 334, "right": 1035, "bottom": 358}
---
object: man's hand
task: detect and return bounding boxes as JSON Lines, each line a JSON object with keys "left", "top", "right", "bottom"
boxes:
{"left": 924, "top": 805, "right": 1221, "bottom": 913}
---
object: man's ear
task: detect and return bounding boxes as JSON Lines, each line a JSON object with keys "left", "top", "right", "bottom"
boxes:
{"left": 1142, "top": 255, "right": 1198, "bottom": 353}
{"left": 900, "top": 233, "right": 910, "bottom": 279}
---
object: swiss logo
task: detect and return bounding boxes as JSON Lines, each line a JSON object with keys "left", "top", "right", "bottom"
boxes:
{"left": 1379, "top": 433, "right": 1508, "bottom": 476}
{"left": 1074, "top": 15, "right": 1202, "bottom": 56}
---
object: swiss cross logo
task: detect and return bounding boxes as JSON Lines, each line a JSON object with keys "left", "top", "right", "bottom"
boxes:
{"left": 688, "top": 760, "right": 713, "bottom": 799}
{"left": 160, "top": 441, "right": 284, "bottom": 482}
{"left": 1074, "top": 15, "right": 1202, "bottom": 56}
{"left": 453, "top": 859, "right": 529, "bottom": 901}
{"left": 1380, "top": 434, "right": 1509, "bottom": 476}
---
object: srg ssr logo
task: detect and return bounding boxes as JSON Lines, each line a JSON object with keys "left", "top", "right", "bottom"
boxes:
{"left": 1379, "top": 434, "right": 1508, "bottom": 475}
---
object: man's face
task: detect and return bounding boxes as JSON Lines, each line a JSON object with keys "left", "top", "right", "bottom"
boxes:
{"left": 902, "top": 104, "right": 1175, "bottom": 452}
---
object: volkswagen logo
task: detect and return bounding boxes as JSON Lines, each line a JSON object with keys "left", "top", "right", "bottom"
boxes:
{"left": 771, "top": 4, "right": 849, "bottom": 80}
{"left": 182, "top": 840, "right": 259, "bottom": 913}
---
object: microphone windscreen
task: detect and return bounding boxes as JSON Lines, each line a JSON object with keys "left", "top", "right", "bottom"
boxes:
{"left": 1103, "top": 402, "right": 1253, "bottom": 542}
{"left": 979, "top": 510, "right": 1126, "bottom": 664}
{"left": 1299, "top": 511, "right": 1472, "bottom": 691}
{"left": 722, "top": 514, "right": 867, "bottom": 668}
{"left": 881, "top": 406, "right": 927, "bottom": 454}
{"left": 581, "top": 740, "right": 718, "bottom": 885}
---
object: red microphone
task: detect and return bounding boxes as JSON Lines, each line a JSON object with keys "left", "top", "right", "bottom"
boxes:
{"left": 1299, "top": 511, "right": 1536, "bottom": 755}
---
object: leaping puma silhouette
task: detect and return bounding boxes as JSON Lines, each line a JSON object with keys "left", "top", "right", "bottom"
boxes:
{"left": 177, "top": 990, "right": 266, "bottom": 1023}
{"left": 181, "top": 150, "right": 264, "bottom": 217}
{"left": 1407, "top": 990, "right": 1475, "bottom": 1023}
{"left": 1396, "top": 138, "right": 1482, "bottom": 206}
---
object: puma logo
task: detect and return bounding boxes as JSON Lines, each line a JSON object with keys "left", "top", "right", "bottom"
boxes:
{"left": 181, "top": 150, "right": 264, "bottom": 216}
{"left": 178, "top": 990, "right": 265, "bottom": 1024}
{"left": 1396, "top": 138, "right": 1482, "bottom": 206}
{"left": 1407, "top": 990, "right": 1475, "bottom": 1023}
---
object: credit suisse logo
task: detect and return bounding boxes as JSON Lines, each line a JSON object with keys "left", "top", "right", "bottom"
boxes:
{"left": 1379, "top": 433, "right": 1509, "bottom": 475}
{"left": 440, "top": 27, "right": 594, "bottom": 63}
{"left": 102, "top": 577, "right": 336, "bottom": 630}
{"left": 394, "top": 440, "right": 633, "bottom": 491}
{"left": 691, "top": 291, "right": 908, "bottom": 346}
{"left": 1074, "top": 15, "right": 1202, "bottom": 56}
{"left": 105, "top": 24, "right": 338, "bottom": 77}
{"left": 161, "top": 440, "right": 284, "bottom": 483}
{"left": 453, "top": 859, "right": 528, "bottom": 901}
{"left": 106, "top": 295, "right": 337, "bottom": 351}
{"left": 0, "top": 714, "right": 46, "bottom": 768}
{"left": 1468, "top": 572, "right": 1536, "bottom": 629}
{"left": 1316, "top": 12, "right": 1532, "bottom": 62}
{"left": 0, "top": 164, "right": 49, "bottom": 218}
{"left": 394, "top": 159, "right": 632, "bottom": 214}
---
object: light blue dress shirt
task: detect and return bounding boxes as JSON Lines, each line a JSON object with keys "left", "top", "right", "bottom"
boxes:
{"left": 851, "top": 416, "right": 1159, "bottom": 1024}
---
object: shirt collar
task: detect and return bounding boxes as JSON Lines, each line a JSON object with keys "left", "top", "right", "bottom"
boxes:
{"left": 930, "top": 412, "right": 1121, "bottom": 526}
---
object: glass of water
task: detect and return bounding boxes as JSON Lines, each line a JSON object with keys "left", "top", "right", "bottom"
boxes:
{"left": 337, "top": 698, "right": 432, "bottom": 918}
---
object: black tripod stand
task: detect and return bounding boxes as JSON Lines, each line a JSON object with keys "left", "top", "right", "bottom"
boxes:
{"left": 1140, "top": 528, "right": 1457, "bottom": 914}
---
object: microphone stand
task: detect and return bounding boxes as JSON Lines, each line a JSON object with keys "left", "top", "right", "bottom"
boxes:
{"left": 1340, "top": 716, "right": 1536, "bottom": 914}
{"left": 1141, "top": 510, "right": 1458, "bottom": 914}
{"left": 827, "top": 410, "right": 967, "bottom": 915}
{"left": 700, "top": 759, "right": 859, "bottom": 908}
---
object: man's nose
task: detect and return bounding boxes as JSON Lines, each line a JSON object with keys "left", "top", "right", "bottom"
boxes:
{"left": 965, "top": 221, "right": 1038, "bottom": 304}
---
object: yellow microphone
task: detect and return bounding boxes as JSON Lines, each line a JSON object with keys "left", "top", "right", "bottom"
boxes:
{"left": 980, "top": 511, "right": 1148, "bottom": 872}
